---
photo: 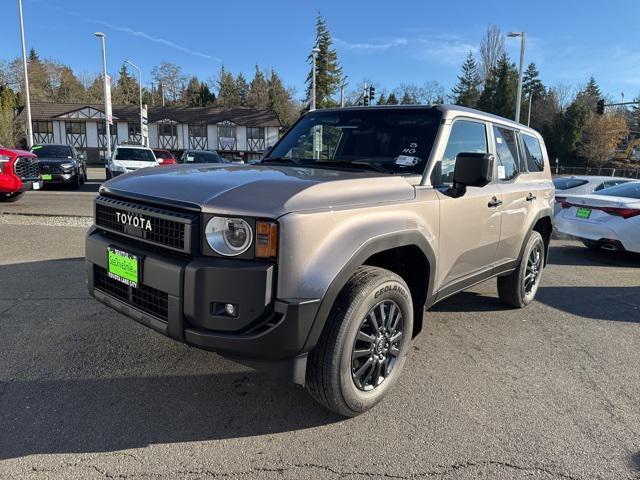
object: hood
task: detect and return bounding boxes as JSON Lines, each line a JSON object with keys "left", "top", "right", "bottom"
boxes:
{"left": 101, "top": 164, "right": 416, "bottom": 217}
{"left": 35, "top": 157, "right": 74, "bottom": 164}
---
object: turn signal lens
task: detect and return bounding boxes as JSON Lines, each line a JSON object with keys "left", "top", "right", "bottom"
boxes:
{"left": 256, "top": 221, "right": 278, "bottom": 258}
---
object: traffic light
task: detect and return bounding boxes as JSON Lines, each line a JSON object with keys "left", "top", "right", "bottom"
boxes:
{"left": 363, "top": 92, "right": 369, "bottom": 106}
{"left": 596, "top": 99, "right": 605, "bottom": 115}
{"left": 369, "top": 86, "right": 376, "bottom": 104}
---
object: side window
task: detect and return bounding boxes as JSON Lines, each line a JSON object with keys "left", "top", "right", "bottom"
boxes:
{"left": 439, "top": 120, "right": 488, "bottom": 185}
{"left": 521, "top": 133, "right": 545, "bottom": 172}
{"left": 493, "top": 126, "right": 519, "bottom": 181}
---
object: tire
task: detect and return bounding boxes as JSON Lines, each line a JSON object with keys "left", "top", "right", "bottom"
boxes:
{"left": 306, "top": 266, "right": 413, "bottom": 417}
{"left": 497, "top": 231, "right": 545, "bottom": 308}
{"left": 70, "top": 173, "right": 81, "bottom": 190}
{"left": 105, "top": 169, "right": 112, "bottom": 180}
{"left": 0, "top": 192, "right": 24, "bottom": 202}
{"left": 80, "top": 168, "right": 86, "bottom": 185}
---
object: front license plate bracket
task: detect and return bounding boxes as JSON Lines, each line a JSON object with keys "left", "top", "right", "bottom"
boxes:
{"left": 107, "top": 247, "right": 141, "bottom": 288}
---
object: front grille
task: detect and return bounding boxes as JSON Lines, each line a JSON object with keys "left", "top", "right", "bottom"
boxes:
{"left": 39, "top": 163, "right": 63, "bottom": 175}
{"left": 94, "top": 265, "right": 169, "bottom": 321}
{"left": 95, "top": 195, "right": 198, "bottom": 254}
{"left": 14, "top": 157, "right": 39, "bottom": 179}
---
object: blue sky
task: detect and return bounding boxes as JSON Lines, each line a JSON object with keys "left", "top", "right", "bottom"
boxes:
{"left": 2, "top": 0, "right": 639, "bottom": 102}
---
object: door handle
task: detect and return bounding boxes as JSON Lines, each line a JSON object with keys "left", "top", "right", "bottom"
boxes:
{"left": 526, "top": 192, "right": 537, "bottom": 202}
{"left": 488, "top": 196, "right": 503, "bottom": 208}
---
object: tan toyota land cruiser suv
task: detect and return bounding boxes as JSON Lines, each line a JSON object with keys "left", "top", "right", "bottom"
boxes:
{"left": 86, "top": 105, "right": 554, "bottom": 416}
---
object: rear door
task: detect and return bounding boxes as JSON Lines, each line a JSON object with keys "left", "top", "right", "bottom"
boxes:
{"left": 493, "top": 126, "right": 540, "bottom": 267}
{"left": 435, "top": 118, "right": 503, "bottom": 290}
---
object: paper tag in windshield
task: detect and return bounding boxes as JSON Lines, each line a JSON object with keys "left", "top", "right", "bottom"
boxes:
{"left": 497, "top": 165, "right": 506, "bottom": 179}
{"left": 395, "top": 155, "right": 420, "bottom": 167}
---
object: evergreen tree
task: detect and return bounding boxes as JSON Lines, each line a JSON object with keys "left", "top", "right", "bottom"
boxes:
{"left": 478, "top": 53, "right": 517, "bottom": 118}
{"left": 55, "top": 66, "right": 86, "bottom": 103}
{"left": 575, "top": 76, "right": 602, "bottom": 112}
{"left": 247, "top": 66, "right": 269, "bottom": 109}
{"left": 305, "top": 13, "right": 342, "bottom": 109}
{"left": 450, "top": 52, "right": 481, "bottom": 107}
{"left": 183, "top": 76, "right": 203, "bottom": 106}
{"left": 236, "top": 73, "right": 249, "bottom": 106}
{"left": 522, "top": 63, "right": 545, "bottom": 99}
{"left": 0, "top": 85, "right": 18, "bottom": 146}
{"left": 113, "top": 65, "right": 139, "bottom": 105}
{"left": 386, "top": 93, "right": 399, "bottom": 105}
{"left": 267, "top": 69, "right": 298, "bottom": 127}
{"left": 85, "top": 75, "right": 104, "bottom": 103}
{"left": 376, "top": 92, "right": 387, "bottom": 105}
{"left": 216, "top": 66, "right": 241, "bottom": 107}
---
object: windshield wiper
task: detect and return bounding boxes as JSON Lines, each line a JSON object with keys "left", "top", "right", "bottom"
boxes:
{"left": 260, "top": 157, "right": 301, "bottom": 165}
{"left": 315, "top": 160, "right": 389, "bottom": 174}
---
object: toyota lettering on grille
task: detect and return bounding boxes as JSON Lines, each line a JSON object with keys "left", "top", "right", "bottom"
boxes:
{"left": 115, "top": 211, "right": 153, "bottom": 232}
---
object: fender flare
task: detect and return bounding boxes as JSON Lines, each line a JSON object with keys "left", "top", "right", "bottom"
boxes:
{"left": 517, "top": 207, "right": 554, "bottom": 267}
{"left": 301, "top": 231, "right": 437, "bottom": 353}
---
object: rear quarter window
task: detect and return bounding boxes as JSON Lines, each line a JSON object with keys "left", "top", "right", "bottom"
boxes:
{"left": 521, "top": 133, "right": 545, "bottom": 172}
{"left": 595, "top": 182, "right": 640, "bottom": 199}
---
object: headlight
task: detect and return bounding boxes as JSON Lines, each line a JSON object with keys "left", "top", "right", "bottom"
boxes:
{"left": 60, "top": 163, "right": 74, "bottom": 171}
{"left": 110, "top": 163, "right": 126, "bottom": 173}
{"left": 0, "top": 155, "right": 10, "bottom": 173}
{"left": 205, "top": 217, "right": 253, "bottom": 256}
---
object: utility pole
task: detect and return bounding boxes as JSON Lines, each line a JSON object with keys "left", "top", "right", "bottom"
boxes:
{"left": 125, "top": 60, "right": 143, "bottom": 145}
{"left": 340, "top": 76, "right": 348, "bottom": 108}
{"left": 17, "top": 0, "right": 33, "bottom": 148}
{"left": 508, "top": 31, "right": 526, "bottom": 123}
{"left": 311, "top": 47, "right": 320, "bottom": 110}
{"left": 94, "top": 32, "right": 111, "bottom": 160}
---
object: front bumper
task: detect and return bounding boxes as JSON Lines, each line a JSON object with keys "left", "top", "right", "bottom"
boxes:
{"left": 85, "top": 229, "right": 320, "bottom": 382}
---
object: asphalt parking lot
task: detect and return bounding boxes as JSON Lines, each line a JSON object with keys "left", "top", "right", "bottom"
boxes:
{"left": 1, "top": 189, "right": 639, "bottom": 480}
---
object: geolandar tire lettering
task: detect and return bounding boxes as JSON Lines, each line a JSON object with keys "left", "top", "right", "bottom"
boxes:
{"left": 306, "top": 266, "right": 414, "bottom": 417}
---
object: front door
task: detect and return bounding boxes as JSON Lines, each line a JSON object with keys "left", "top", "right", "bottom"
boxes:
{"left": 434, "top": 118, "right": 502, "bottom": 291}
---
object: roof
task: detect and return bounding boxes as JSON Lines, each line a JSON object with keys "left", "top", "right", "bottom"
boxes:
{"left": 0, "top": 147, "right": 36, "bottom": 157}
{"left": 25, "top": 102, "right": 281, "bottom": 127}
{"left": 318, "top": 104, "right": 540, "bottom": 135}
{"left": 555, "top": 175, "right": 634, "bottom": 182}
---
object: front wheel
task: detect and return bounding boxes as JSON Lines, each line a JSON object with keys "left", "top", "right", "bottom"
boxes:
{"left": 497, "top": 231, "right": 545, "bottom": 308}
{"left": 0, "top": 192, "right": 24, "bottom": 202}
{"left": 306, "top": 266, "right": 413, "bottom": 417}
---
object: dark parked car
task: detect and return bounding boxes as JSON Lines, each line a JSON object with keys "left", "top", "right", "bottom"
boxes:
{"left": 152, "top": 149, "right": 178, "bottom": 165}
{"left": 30, "top": 144, "right": 86, "bottom": 189}
{"left": 180, "top": 149, "right": 226, "bottom": 164}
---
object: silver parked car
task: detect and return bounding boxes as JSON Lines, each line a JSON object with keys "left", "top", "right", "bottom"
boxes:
{"left": 86, "top": 105, "right": 554, "bottom": 416}
{"left": 553, "top": 175, "right": 635, "bottom": 215}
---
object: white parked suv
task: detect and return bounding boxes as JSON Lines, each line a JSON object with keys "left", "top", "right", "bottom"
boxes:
{"left": 106, "top": 145, "right": 159, "bottom": 179}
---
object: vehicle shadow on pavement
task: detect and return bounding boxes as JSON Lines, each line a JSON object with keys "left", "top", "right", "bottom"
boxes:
{"left": 549, "top": 244, "right": 640, "bottom": 268}
{"left": 536, "top": 286, "right": 640, "bottom": 323}
{"left": 41, "top": 182, "right": 100, "bottom": 193}
{"left": 429, "top": 291, "right": 510, "bottom": 313}
{"left": 0, "top": 258, "right": 342, "bottom": 460}
{"left": 0, "top": 372, "right": 341, "bottom": 460}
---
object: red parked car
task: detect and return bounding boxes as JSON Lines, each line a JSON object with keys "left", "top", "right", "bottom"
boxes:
{"left": 0, "top": 147, "right": 40, "bottom": 202}
{"left": 152, "top": 149, "right": 177, "bottom": 165}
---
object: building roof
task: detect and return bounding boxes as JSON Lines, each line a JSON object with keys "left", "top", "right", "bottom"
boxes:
{"left": 26, "top": 102, "right": 281, "bottom": 127}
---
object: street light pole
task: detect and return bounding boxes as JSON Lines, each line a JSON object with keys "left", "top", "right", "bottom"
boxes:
{"left": 508, "top": 31, "right": 526, "bottom": 123}
{"left": 94, "top": 32, "right": 111, "bottom": 160}
{"left": 340, "top": 76, "right": 349, "bottom": 108}
{"left": 124, "top": 59, "right": 143, "bottom": 145}
{"left": 527, "top": 92, "right": 533, "bottom": 127}
{"left": 311, "top": 47, "right": 320, "bottom": 110}
{"left": 17, "top": 0, "right": 33, "bottom": 148}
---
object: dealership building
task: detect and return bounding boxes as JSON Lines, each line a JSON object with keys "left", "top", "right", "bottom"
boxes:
{"left": 27, "top": 102, "right": 282, "bottom": 164}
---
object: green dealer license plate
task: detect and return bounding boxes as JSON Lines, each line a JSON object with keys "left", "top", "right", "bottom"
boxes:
{"left": 41, "top": 174, "right": 52, "bottom": 180}
{"left": 576, "top": 207, "right": 592, "bottom": 219}
{"left": 107, "top": 247, "right": 140, "bottom": 288}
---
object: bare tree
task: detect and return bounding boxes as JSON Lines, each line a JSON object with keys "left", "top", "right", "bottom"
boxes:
{"left": 479, "top": 24, "right": 505, "bottom": 81}
{"left": 151, "top": 62, "right": 187, "bottom": 104}
{"left": 549, "top": 83, "right": 574, "bottom": 112}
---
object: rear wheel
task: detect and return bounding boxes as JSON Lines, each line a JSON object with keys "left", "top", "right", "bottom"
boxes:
{"left": 0, "top": 192, "right": 24, "bottom": 202}
{"left": 306, "top": 266, "right": 413, "bottom": 417}
{"left": 497, "top": 231, "right": 545, "bottom": 308}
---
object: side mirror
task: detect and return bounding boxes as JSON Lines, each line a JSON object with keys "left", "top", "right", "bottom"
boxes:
{"left": 450, "top": 153, "right": 494, "bottom": 197}
{"left": 78, "top": 154, "right": 84, "bottom": 160}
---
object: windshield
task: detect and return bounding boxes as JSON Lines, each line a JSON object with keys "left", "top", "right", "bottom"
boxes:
{"left": 264, "top": 108, "right": 441, "bottom": 174}
{"left": 31, "top": 145, "right": 73, "bottom": 158}
{"left": 115, "top": 148, "right": 156, "bottom": 162}
{"left": 595, "top": 181, "right": 640, "bottom": 199}
{"left": 183, "top": 151, "right": 224, "bottom": 164}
